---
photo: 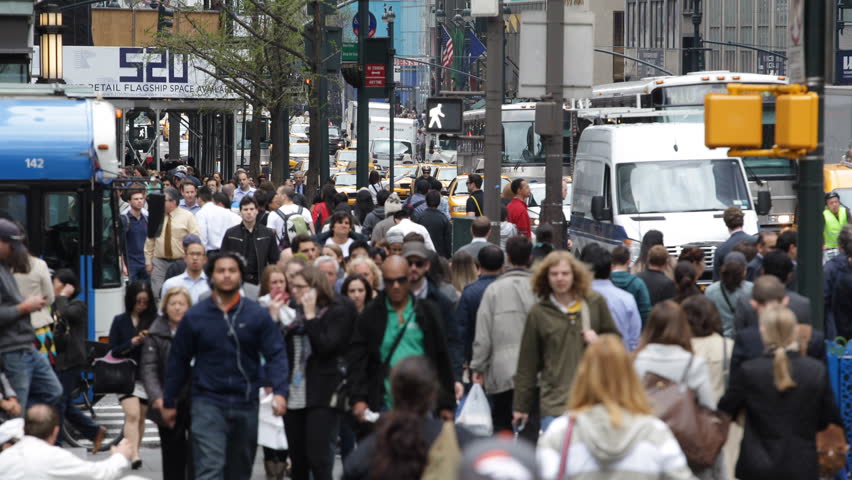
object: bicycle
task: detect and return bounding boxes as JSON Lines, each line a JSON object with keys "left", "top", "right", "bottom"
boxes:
{"left": 61, "top": 341, "right": 124, "bottom": 452}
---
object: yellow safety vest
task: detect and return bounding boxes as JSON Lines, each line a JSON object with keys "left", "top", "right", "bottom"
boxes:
{"left": 824, "top": 207, "right": 848, "bottom": 248}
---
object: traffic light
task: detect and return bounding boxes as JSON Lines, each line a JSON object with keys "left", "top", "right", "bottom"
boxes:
{"left": 150, "top": 1, "right": 173, "bottom": 35}
{"left": 704, "top": 93, "right": 763, "bottom": 148}
{"left": 775, "top": 92, "right": 818, "bottom": 150}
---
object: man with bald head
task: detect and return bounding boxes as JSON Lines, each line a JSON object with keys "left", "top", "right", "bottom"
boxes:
{"left": 347, "top": 256, "right": 456, "bottom": 426}
{"left": 0, "top": 404, "right": 133, "bottom": 478}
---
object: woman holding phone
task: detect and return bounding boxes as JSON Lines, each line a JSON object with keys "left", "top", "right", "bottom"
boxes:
{"left": 283, "top": 266, "right": 355, "bottom": 480}
{"left": 108, "top": 280, "right": 157, "bottom": 469}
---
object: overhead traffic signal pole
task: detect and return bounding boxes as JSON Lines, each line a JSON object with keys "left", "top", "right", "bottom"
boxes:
{"left": 356, "top": 0, "right": 369, "bottom": 188}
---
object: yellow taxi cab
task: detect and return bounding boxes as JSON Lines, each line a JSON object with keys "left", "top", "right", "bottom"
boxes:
{"left": 342, "top": 160, "right": 375, "bottom": 172}
{"left": 332, "top": 171, "right": 360, "bottom": 204}
{"left": 384, "top": 164, "right": 419, "bottom": 199}
{"left": 447, "top": 174, "right": 511, "bottom": 217}
{"left": 434, "top": 165, "right": 458, "bottom": 191}
{"left": 335, "top": 149, "right": 358, "bottom": 169}
{"left": 824, "top": 160, "right": 852, "bottom": 207}
{"left": 289, "top": 142, "right": 310, "bottom": 165}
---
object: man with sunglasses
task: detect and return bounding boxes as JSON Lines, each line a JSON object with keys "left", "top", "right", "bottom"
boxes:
{"left": 348, "top": 255, "right": 456, "bottom": 425}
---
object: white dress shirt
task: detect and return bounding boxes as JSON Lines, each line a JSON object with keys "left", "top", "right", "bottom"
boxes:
{"left": 195, "top": 202, "right": 241, "bottom": 251}
{"left": 0, "top": 435, "right": 130, "bottom": 480}
{"left": 386, "top": 219, "right": 436, "bottom": 251}
{"left": 160, "top": 270, "right": 210, "bottom": 303}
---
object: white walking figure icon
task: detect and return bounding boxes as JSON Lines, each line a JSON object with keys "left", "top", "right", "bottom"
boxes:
{"left": 428, "top": 103, "right": 445, "bottom": 129}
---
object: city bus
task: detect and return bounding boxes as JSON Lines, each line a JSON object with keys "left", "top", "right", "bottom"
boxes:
{"left": 462, "top": 103, "right": 579, "bottom": 183}
{"left": 0, "top": 85, "right": 124, "bottom": 340}
{"left": 589, "top": 71, "right": 796, "bottom": 229}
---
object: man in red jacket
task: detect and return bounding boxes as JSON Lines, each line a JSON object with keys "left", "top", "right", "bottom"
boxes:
{"left": 507, "top": 178, "right": 532, "bottom": 238}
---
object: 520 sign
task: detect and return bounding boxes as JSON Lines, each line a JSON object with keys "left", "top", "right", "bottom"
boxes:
{"left": 119, "top": 47, "right": 189, "bottom": 83}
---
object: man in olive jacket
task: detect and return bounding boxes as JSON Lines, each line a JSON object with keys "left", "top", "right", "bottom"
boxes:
{"left": 347, "top": 256, "right": 456, "bottom": 424}
{"left": 512, "top": 252, "right": 620, "bottom": 432}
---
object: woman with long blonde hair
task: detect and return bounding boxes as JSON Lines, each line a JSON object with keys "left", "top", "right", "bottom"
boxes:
{"left": 537, "top": 335, "right": 695, "bottom": 479}
{"left": 719, "top": 305, "right": 842, "bottom": 480}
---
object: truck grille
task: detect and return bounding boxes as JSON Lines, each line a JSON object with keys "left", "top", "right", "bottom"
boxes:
{"left": 665, "top": 245, "right": 716, "bottom": 272}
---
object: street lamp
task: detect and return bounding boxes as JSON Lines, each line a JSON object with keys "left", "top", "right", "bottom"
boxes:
{"left": 384, "top": 4, "right": 396, "bottom": 190}
{"left": 37, "top": 3, "right": 64, "bottom": 84}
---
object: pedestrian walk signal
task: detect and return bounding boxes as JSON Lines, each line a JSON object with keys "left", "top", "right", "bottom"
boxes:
{"left": 425, "top": 97, "right": 462, "bottom": 134}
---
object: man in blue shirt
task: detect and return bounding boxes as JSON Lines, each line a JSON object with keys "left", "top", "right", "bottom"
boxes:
{"left": 161, "top": 251, "right": 288, "bottom": 479}
{"left": 178, "top": 182, "right": 200, "bottom": 215}
{"left": 121, "top": 188, "right": 148, "bottom": 282}
{"left": 581, "top": 244, "right": 641, "bottom": 351}
{"left": 456, "top": 245, "right": 503, "bottom": 363}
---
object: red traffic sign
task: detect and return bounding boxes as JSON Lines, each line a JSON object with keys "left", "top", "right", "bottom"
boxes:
{"left": 365, "top": 64, "right": 386, "bottom": 87}
{"left": 353, "top": 12, "right": 377, "bottom": 38}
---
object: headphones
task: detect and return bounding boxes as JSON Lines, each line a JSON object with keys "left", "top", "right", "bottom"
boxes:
{"left": 204, "top": 251, "right": 248, "bottom": 288}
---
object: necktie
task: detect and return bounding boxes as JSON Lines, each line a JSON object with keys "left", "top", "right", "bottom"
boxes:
{"left": 164, "top": 213, "right": 173, "bottom": 258}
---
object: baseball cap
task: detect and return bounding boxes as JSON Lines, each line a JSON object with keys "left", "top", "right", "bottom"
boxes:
{"left": 385, "top": 192, "right": 403, "bottom": 214}
{"left": 174, "top": 172, "right": 187, "bottom": 179}
{"left": 459, "top": 437, "right": 540, "bottom": 480}
{"left": 182, "top": 234, "right": 204, "bottom": 250}
{"left": 723, "top": 251, "right": 748, "bottom": 266}
{"left": 176, "top": 165, "right": 188, "bottom": 173}
{"left": 386, "top": 230, "right": 404, "bottom": 245}
{"left": 402, "top": 241, "right": 429, "bottom": 260}
{"left": 0, "top": 219, "right": 23, "bottom": 243}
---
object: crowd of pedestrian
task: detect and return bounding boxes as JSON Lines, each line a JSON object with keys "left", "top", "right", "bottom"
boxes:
{"left": 0, "top": 164, "right": 851, "bottom": 480}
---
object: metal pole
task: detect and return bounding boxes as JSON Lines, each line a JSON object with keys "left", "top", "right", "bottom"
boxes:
{"left": 484, "top": 1, "right": 504, "bottom": 244}
{"left": 319, "top": 11, "right": 330, "bottom": 185}
{"left": 541, "top": 0, "right": 564, "bottom": 248}
{"left": 798, "top": 0, "right": 826, "bottom": 329}
{"left": 388, "top": 17, "right": 395, "bottom": 191}
{"left": 691, "top": 0, "right": 701, "bottom": 72}
{"left": 356, "top": 0, "right": 369, "bottom": 188}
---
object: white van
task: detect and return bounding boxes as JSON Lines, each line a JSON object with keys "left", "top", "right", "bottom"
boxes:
{"left": 569, "top": 123, "right": 762, "bottom": 277}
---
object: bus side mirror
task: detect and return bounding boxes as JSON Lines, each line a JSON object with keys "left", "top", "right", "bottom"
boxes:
{"left": 756, "top": 190, "right": 772, "bottom": 216}
{"left": 147, "top": 193, "right": 166, "bottom": 239}
{"left": 591, "top": 196, "right": 612, "bottom": 221}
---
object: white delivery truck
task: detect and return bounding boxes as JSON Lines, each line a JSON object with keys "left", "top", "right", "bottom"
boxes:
{"left": 569, "top": 123, "right": 763, "bottom": 279}
{"left": 368, "top": 116, "right": 418, "bottom": 146}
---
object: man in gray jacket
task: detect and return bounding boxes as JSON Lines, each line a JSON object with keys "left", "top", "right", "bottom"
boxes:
{"left": 470, "top": 235, "right": 539, "bottom": 442}
{"left": 0, "top": 220, "right": 62, "bottom": 411}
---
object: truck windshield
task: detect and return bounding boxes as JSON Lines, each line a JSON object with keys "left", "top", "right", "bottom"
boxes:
{"left": 503, "top": 121, "right": 542, "bottom": 163}
{"left": 373, "top": 141, "right": 411, "bottom": 154}
{"left": 617, "top": 159, "right": 751, "bottom": 214}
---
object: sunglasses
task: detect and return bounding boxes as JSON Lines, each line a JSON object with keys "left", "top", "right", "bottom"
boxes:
{"left": 409, "top": 260, "right": 427, "bottom": 268}
{"left": 385, "top": 276, "right": 408, "bottom": 286}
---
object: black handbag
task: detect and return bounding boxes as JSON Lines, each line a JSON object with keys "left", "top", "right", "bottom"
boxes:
{"left": 92, "top": 351, "right": 136, "bottom": 395}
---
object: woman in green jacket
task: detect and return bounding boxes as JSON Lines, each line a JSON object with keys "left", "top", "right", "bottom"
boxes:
{"left": 512, "top": 251, "right": 619, "bottom": 433}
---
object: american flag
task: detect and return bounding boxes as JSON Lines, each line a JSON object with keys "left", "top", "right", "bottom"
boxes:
{"left": 441, "top": 25, "right": 454, "bottom": 82}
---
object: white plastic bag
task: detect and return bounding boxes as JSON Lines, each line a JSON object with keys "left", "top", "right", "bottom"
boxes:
{"left": 455, "top": 384, "right": 493, "bottom": 436}
{"left": 257, "top": 388, "right": 288, "bottom": 450}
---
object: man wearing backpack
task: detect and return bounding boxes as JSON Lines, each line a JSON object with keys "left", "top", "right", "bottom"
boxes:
{"left": 267, "top": 186, "right": 315, "bottom": 250}
{"left": 403, "top": 180, "right": 430, "bottom": 220}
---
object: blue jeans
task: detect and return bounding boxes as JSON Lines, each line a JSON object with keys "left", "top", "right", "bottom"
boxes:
{"left": 1, "top": 348, "right": 63, "bottom": 410}
{"left": 129, "top": 266, "right": 150, "bottom": 283}
{"left": 57, "top": 367, "right": 101, "bottom": 445}
{"left": 192, "top": 399, "right": 258, "bottom": 480}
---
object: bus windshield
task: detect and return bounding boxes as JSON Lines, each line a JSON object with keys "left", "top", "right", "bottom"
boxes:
{"left": 617, "top": 160, "right": 751, "bottom": 214}
{"left": 503, "top": 121, "right": 542, "bottom": 163}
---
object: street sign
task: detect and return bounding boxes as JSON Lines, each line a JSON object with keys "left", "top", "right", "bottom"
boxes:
{"left": 343, "top": 42, "right": 357, "bottom": 62}
{"left": 425, "top": 97, "right": 463, "bottom": 134}
{"left": 353, "top": 12, "right": 377, "bottom": 38}
{"left": 757, "top": 51, "right": 787, "bottom": 76}
{"left": 837, "top": 50, "right": 852, "bottom": 84}
{"left": 786, "top": 0, "right": 805, "bottom": 83}
{"left": 366, "top": 64, "right": 386, "bottom": 88}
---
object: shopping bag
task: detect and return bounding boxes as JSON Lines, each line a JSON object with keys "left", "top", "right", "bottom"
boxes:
{"left": 257, "top": 388, "right": 288, "bottom": 450}
{"left": 455, "top": 384, "right": 493, "bottom": 436}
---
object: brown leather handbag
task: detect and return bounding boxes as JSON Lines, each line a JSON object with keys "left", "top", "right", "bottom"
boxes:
{"left": 642, "top": 355, "right": 731, "bottom": 471}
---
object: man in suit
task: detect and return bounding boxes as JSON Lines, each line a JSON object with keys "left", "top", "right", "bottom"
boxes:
{"left": 730, "top": 274, "right": 824, "bottom": 378}
{"left": 713, "top": 206, "right": 752, "bottom": 281}
{"left": 746, "top": 231, "right": 777, "bottom": 281}
{"left": 734, "top": 250, "right": 810, "bottom": 331}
